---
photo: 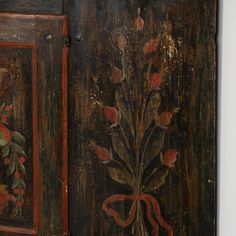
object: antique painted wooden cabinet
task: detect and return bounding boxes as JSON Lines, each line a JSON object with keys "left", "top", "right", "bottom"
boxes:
{"left": 0, "top": 1, "right": 216, "bottom": 236}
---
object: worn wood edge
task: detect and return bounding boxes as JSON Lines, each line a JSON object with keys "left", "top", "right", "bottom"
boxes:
{"left": 0, "top": 13, "right": 66, "bottom": 19}
{"left": 32, "top": 47, "right": 39, "bottom": 234}
{"left": 62, "top": 15, "right": 69, "bottom": 236}
{"left": 0, "top": 225, "right": 36, "bottom": 235}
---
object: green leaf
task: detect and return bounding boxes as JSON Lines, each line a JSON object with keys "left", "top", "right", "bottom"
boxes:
{"left": 0, "top": 110, "right": 10, "bottom": 116}
{"left": 144, "top": 93, "right": 160, "bottom": 131}
{"left": 115, "top": 90, "right": 134, "bottom": 136}
{"left": 0, "top": 102, "right": 5, "bottom": 112}
{"left": 17, "top": 163, "right": 26, "bottom": 175}
{"left": 12, "top": 177, "right": 20, "bottom": 189}
{"left": 143, "top": 130, "right": 165, "bottom": 169}
{"left": 19, "top": 179, "right": 26, "bottom": 189}
{"left": 143, "top": 167, "right": 169, "bottom": 192}
{"left": 1, "top": 144, "right": 10, "bottom": 158}
{"left": 10, "top": 143, "right": 26, "bottom": 156}
{"left": 107, "top": 166, "right": 133, "bottom": 186}
{"left": 11, "top": 132, "right": 25, "bottom": 144}
{"left": 7, "top": 161, "right": 16, "bottom": 177}
{"left": 110, "top": 131, "right": 133, "bottom": 172}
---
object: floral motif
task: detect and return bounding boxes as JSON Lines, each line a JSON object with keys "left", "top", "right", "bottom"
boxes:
{"left": 135, "top": 8, "right": 144, "bottom": 31}
{"left": 89, "top": 141, "right": 112, "bottom": 163}
{"left": 143, "top": 38, "right": 159, "bottom": 54}
{"left": 89, "top": 8, "right": 179, "bottom": 236}
{"left": 161, "top": 150, "right": 178, "bottom": 168}
{"left": 0, "top": 102, "right": 28, "bottom": 217}
{"left": 157, "top": 111, "right": 173, "bottom": 128}
{"left": 111, "top": 66, "right": 124, "bottom": 84}
{"left": 103, "top": 106, "right": 119, "bottom": 125}
{"left": 148, "top": 73, "right": 162, "bottom": 90}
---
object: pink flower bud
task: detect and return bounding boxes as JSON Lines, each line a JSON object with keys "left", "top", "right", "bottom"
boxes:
{"left": 14, "top": 170, "right": 21, "bottom": 178}
{"left": 90, "top": 141, "right": 112, "bottom": 163}
{"left": 18, "top": 156, "right": 26, "bottom": 164}
{"left": 157, "top": 111, "right": 173, "bottom": 128}
{"left": 4, "top": 105, "right": 11, "bottom": 112}
{"left": 16, "top": 200, "right": 24, "bottom": 207}
{"left": 104, "top": 106, "right": 119, "bottom": 125}
{"left": 161, "top": 150, "right": 178, "bottom": 168}
{"left": 143, "top": 38, "right": 158, "bottom": 54}
{"left": 111, "top": 66, "right": 124, "bottom": 84}
{"left": 135, "top": 16, "right": 144, "bottom": 31}
{"left": 3, "top": 158, "right": 10, "bottom": 165}
{"left": 148, "top": 73, "right": 162, "bottom": 89}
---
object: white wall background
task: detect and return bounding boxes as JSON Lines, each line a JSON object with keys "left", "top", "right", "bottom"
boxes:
{"left": 219, "top": 0, "right": 236, "bottom": 235}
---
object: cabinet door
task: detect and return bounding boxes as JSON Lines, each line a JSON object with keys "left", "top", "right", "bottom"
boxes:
{"left": 0, "top": 14, "right": 68, "bottom": 236}
{"left": 67, "top": 1, "right": 216, "bottom": 236}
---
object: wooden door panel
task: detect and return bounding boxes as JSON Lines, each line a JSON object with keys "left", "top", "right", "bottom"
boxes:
{"left": 0, "top": 14, "right": 68, "bottom": 236}
{"left": 67, "top": 0, "right": 216, "bottom": 235}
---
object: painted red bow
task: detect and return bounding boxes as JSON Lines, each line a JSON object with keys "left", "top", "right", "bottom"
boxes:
{"left": 102, "top": 193, "right": 173, "bottom": 236}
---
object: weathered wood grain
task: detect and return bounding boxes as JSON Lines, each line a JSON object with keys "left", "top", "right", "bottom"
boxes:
{"left": 0, "top": 1, "right": 64, "bottom": 14}
{"left": 66, "top": 0, "right": 216, "bottom": 235}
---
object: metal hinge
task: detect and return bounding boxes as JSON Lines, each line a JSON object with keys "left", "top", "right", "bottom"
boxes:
{"left": 63, "top": 35, "right": 70, "bottom": 47}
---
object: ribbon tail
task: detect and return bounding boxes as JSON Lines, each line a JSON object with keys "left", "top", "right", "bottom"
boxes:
{"left": 102, "top": 194, "right": 137, "bottom": 228}
{"left": 142, "top": 195, "right": 159, "bottom": 236}
{"left": 146, "top": 194, "right": 174, "bottom": 236}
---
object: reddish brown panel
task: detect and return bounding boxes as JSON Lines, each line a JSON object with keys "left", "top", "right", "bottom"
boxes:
{"left": 0, "top": 14, "right": 68, "bottom": 236}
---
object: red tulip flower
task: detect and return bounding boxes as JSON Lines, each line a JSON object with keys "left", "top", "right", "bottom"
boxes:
{"left": 143, "top": 38, "right": 158, "bottom": 54}
{"left": 0, "top": 124, "right": 11, "bottom": 147}
{"left": 19, "top": 156, "right": 26, "bottom": 164}
{"left": 148, "top": 73, "right": 162, "bottom": 89}
{"left": 135, "top": 16, "right": 144, "bottom": 31}
{"left": 13, "top": 188, "right": 25, "bottom": 196}
{"left": 4, "top": 105, "right": 11, "bottom": 112}
{"left": 3, "top": 157, "right": 10, "bottom": 165}
{"left": 90, "top": 141, "right": 112, "bottom": 163}
{"left": 104, "top": 106, "right": 119, "bottom": 125}
{"left": 161, "top": 150, "right": 178, "bottom": 168}
{"left": 16, "top": 200, "right": 24, "bottom": 207}
{"left": 111, "top": 66, "right": 124, "bottom": 84}
{"left": 157, "top": 111, "right": 173, "bottom": 128}
{"left": 135, "top": 8, "right": 144, "bottom": 31}
{"left": 14, "top": 170, "right": 21, "bottom": 178}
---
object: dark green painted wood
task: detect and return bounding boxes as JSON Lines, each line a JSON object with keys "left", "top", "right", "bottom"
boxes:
{"left": 66, "top": 0, "right": 217, "bottom": 235}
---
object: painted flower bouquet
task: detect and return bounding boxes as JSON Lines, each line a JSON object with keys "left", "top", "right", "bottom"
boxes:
{"left": 90, "top": 9, "right": 179, "bottom": 236}
{"left": 0, "top": 102, "right": 27, "bottom": 217}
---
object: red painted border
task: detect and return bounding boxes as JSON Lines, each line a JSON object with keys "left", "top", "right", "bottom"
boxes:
{"left": 62, "top": 16, "right": 69, "bottom": 236}
{"left": 0, "top": 43, "right": 38, "bottom": 235}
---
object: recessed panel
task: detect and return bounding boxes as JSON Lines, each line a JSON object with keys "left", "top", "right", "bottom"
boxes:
{"left": 0, "top": 47, "right": 34, "bottom": 229}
